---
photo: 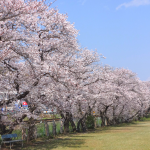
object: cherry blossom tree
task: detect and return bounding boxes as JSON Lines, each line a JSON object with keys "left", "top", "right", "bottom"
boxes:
{"left": 0, "top": 0, "right": 81, "bottom": 135}
{"left": 0, "top": 0, "right": 47, "bottom": 134}
{"left": 90, "top": 67, "right": 150, "bottom": 126}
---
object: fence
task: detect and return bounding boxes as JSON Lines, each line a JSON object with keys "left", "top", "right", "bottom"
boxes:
{"left": 0, "top": 116, "right": 102, "bottom": 142}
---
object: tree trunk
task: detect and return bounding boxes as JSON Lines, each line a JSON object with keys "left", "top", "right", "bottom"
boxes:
{"left": 106, "top": 117, "right": 110, "bottom": 126}
{"left": 69, "top": 114, "right": 76, "bottom": 132}
{"left": 60, "top": 112, "right": 77, "bottom": 133}
{"left": 0, "top": 124, "right": 7, "bottom": 135}
{"left": 77, "top": 117, "right": 87, "bottom": 132}
{"left": 64, "top": 112, "right": 70, "bottom": 134}
{"left": 27, "top": 118, "right": 36, "bottom": 142}
{"left": 0, "top": 123, "right": 13, "bottom": 135}
{"left": 77, "top": 118, "right": 82, "bottom": 132}
{"left": 100, "top": 111, "right": 106, "bottom": 127}
{"left": 81, "top": 118, "right": 87, "bottom": 132}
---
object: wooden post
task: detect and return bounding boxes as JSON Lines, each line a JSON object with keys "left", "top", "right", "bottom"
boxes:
{"left": 34, "top": 126, "right": 37, "bottom": 139}
{"left": 99, "top": 117, "right": 101, "bottom": 127}
{"left": 45, "top": 121, "right": 50, "bottom": 137}
{"left": 60, "top": 119, "right": 63, "bottom": 134}
{"left": 105, "top": 118, "right": 107, "bottom": 126}
{"left": 22, "top": 128, "right": 26, "bottom": 140}
{"left": 27, "top": 127, "right": 29, "bottom": 144}
{"left": 53, "top": 120, "right": 56, "bottom": 137}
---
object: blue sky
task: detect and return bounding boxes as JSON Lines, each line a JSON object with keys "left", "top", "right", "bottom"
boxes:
{"left": 48, "top": 0, "right": 150, "bottom": 81}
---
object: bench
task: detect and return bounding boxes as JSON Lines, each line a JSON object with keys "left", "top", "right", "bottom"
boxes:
{"left": 1, "top": 134, "right": 23, "bottom": 149}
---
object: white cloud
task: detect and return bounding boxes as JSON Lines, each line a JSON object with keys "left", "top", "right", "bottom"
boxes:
{"left": 116, "top": 0, "right": 150, "bottom": 10}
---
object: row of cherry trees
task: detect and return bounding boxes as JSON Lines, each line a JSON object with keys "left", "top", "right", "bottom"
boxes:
{"left": 0, "top": 0, "right": 150, "bottom": 136}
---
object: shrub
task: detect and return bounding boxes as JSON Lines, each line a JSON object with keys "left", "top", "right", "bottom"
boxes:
{"left": 86, "top": 115, "right": 95, "bottom": 129}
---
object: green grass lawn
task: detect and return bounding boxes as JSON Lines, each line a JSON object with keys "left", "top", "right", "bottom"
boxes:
{"left": 12, "top": 119, "right": 150, "bottom": 150}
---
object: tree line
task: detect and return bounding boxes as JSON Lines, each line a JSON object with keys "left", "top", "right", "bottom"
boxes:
{"left": 0, "top": 0, "right": 150, "bottom": 139}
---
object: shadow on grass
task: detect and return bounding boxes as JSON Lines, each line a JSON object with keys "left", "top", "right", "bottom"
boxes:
{"left": 84, "top": 120, "right": 150, "bottom": 134}
{"left": 12, "top": 119, "right": 150, "bottom": 149}
{"left": 12, "top": 138, "right": 85, "bottom": 150}
{"left": 112, "top": 121, "right": 138, "bottom": 127}
{"left": 69, "top": 136, "right": 94, "bottom": 138}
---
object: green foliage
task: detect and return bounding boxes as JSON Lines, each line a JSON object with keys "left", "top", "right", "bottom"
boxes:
{"left": 96, "top": 117, "right": 102, "bottom": 127}
{"left": 36, "top": 123, "right": 45, "bottom": 137}
{"left": 140, "top": 116, "right": 150, "bottom": 121}
{"left": 145, "top": 114, "right": 150, "bottom": 118}
{"left": 86, "top": 115, "right": 95, "bottom": 129}
{"left": 12, "top": 129, "right": 22, "bottom": 139}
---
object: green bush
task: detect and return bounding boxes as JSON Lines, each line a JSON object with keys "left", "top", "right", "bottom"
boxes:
{"left": 146, "top": 114, "right": 150, "bottom": 118}
{"left": 86, "top": 115, "right": 95, "bottom": 129}
{"left": 140, "top": 116, "right": 150, "bottom": 121}
{"left": 140, "top": 117, "right": 146, "bottom": 121}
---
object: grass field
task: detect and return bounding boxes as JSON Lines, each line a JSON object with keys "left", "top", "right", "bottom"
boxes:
{"left": 9, "top": 119, "right": 150, "bottom": 150}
